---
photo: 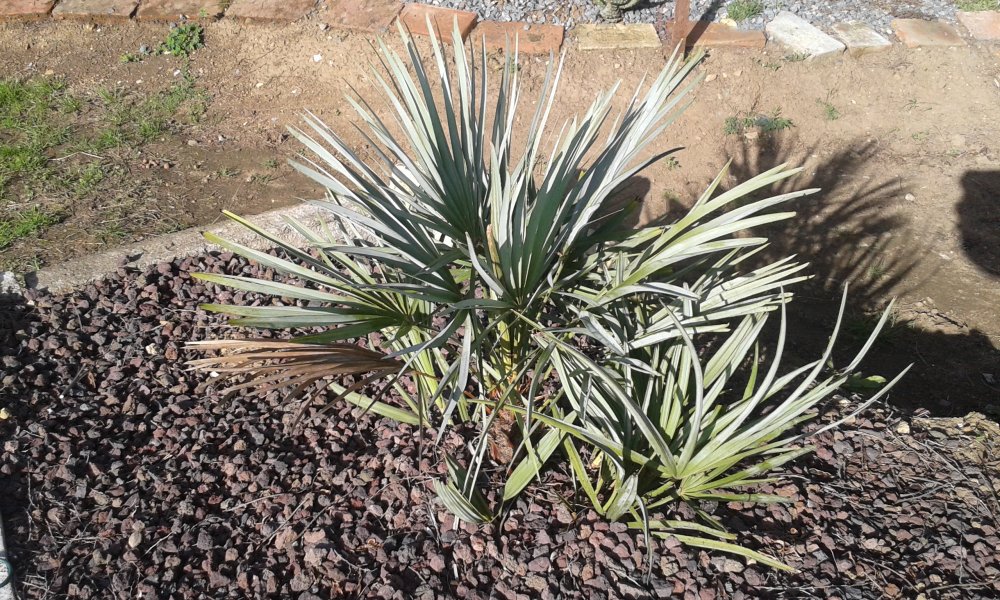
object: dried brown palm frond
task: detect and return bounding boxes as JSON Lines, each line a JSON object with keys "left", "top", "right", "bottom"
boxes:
{"left": 186, "top": 339, "right": 407, "bottom": 425}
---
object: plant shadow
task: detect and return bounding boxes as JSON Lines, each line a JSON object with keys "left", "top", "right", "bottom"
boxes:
{"left": 958, "top": 170, "right": 1000, "bottom": 280}
{"left": 713, "top": 134, "right": 1000, "bottom": 418}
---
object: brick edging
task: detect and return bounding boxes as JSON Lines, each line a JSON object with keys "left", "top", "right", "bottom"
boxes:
{"left": 3, "top": 1, "right": 999, "bottom": 52}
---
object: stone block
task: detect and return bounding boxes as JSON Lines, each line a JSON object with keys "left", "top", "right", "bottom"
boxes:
{"left": 832, "top": 21, "right": 893, "bottom": 56}
{"left": 398, "top": 3, "right": 477, "bottom": 39}
{"left": 576, "top": 23, "right": 661, "bottom": 50}
{"left": 0, "top": 0, "right": 55, "bottom": 20}
{"left": 323, "top": 0, "right": 401, "bottom": 33}
{"left": 226, "top": 0, "right": 315, "bottom": 22}
{"left": 765, "top": 11, "right": 845, "bottom": 59}
{"left": 891, "top": 19, "right": 967, "bottom": 47}
{"left": 957, "top": 10, "right": 1000, "bottom": 41}
{"left": 687, "top": 22, "right": 766, "bottom": 49}
{"left": 136, "top": 0, "right": 226, "bottom": 21}
{"left": 471, "top": 21, "right": 564, "bottom": 54}
{"left": 52, "top": 0, "right": 138, "bottom": 21}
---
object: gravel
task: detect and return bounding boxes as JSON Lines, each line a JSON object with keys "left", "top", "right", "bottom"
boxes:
{"left": 2, "top": 251, "right": 999, "bottom": 598}
{"left": 427, "top": 0, "right": 960, "bottom": 34}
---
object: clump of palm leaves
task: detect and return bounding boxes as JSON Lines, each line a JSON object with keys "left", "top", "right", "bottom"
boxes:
{"left": 188, "top": 23, "right": 907, "bottom": 571}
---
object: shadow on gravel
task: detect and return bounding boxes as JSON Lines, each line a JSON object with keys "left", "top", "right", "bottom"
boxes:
{"left": 717, "top": 135, "right": 1000, "bottom": 418}
{"left": 958, "top": 170, "right": 1000, "bottom": 280}
{"left": 0, "top": 290, "right": 33, "bottom": 585}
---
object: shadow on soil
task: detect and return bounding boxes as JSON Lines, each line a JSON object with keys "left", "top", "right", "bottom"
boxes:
{"left": 717, "top": 135, "right": 1000, "bottom": 418}
{"left": 958, "top": 170, "right": 1000, "bottom": 280}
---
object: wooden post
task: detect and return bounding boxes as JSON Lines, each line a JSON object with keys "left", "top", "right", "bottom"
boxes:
{"left": 672, "top": 0, "right": 691, "bottom": 54}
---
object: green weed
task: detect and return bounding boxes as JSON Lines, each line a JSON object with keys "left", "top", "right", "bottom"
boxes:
{"left": 73, "top": 162, "right": 105, "bottom": 196}
{"left": 0, "top": 207, "right": 61, "bottom": 249}
{"left": 784, "top": 52, "right": 811, "bottom": 62}
{"left": 723, "top": 115, "right": 756, "bottom": 135}
{"left": 956, "top": 0, "right": 999, "bottom": 10}
{"left": 758, "top": 110, "right": 793, "bottom": 132}
{"left": 727, "top": 0, "right": 764, "bottom": 22}
{"left": 817, "top": 99, "right": 840, "bottom": 121}
{"left": 725, "top": 110, "right": 794, "bottom": 135}
{"left": 160, "top": 24, "right": 205, "bottom": 58}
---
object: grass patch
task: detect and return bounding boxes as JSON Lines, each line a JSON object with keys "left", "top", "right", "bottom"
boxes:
{"left": 72, "top": 162, "right": 105, "bottom": 197}
{"left": 0, "top": 78, "right": 75, "bottom": 199}
{"left": 724, "top": 109, "right": 794, "bottom": 135}
{"left": 1, "top": 72, "right": 210, "bottom": 268}
{"left": 83, "top": 73, "right": 208, "bottom": 150}
{"left": 727, "top": 0, "right": 764, "bottom": 22}
{"left": 0, "top": 206, "right": 62, "bottom": 249}
{"left": 956, "top": 0, "right": 999, "bottom": 10}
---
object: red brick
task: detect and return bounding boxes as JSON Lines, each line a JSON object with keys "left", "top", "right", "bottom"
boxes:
{"left": 0, "top": 0, "right": 55, "bottom": 20}
{"left": 323, "top": 0, "right": 401, "bottom": 33}
{"left": 685, "top": 22, "right": 766, "bottom": 49}
{"left": 398, "top": 3, "right": 476, "bottom": 39}
{"left": 471, "top": 21, "right": 563, "bottom": 54}
{"left": 225, "top": 0, "right": 314, "bottom": 22}
{"left": 958, "top": 11, "right": 1000, "bottom": 41}
{"left": 891, "top": 19, "right": 967, "bottom": 48}
{"left": 52, "top": 0, "right": 138, "bottom": 21}
{"left": 136, "top": 0, "right": 226, "bottom": 21}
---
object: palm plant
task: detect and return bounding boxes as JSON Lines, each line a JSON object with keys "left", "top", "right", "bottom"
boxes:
{"left": 188, "top": 23, "right": 906, "bottom": 569}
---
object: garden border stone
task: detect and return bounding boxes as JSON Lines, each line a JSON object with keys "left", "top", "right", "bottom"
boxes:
{"left": 398, "top": 3, "right": 477, "bottom": 39}
{"left": 51, "top": 0, "right": 138, "bottom": 21}
{"left": 322, "top": 0, "right": 402, "bottom": 33}
{"left": 957, "top": 10, "right": 1000, "bottom": 41}
{"left": 224, "top": 0, "right": 315, "bottom": 22}
{"left": 28, "top": 203, "right": 343, "bottom": 293}
{"left": 575, "top": 23, "right": 661, "bottom": 50}
{"left": 892, "top": 18, "right": 967, "bottom": 47}
{"left": 0, "top": 0, "right": 54, "bottom": 20}
{"left": 832, "top": 21, "right": 892, "bottom": 56}
{"left": 765, "top": 11, "right": 846, "bottom": 59}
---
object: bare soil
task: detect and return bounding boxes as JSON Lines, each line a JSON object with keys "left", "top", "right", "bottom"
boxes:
{"left": 0, "top": 17, "right": 998, "bottom": 418}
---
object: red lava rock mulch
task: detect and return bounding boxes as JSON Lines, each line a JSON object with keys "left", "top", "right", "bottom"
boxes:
{"left": 1, "top": 252, "right": 999, "bottom": 599}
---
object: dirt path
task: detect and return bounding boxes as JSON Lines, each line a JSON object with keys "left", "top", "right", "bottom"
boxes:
{"left": 1, "top": 18, "right": 998, "bottom": 417}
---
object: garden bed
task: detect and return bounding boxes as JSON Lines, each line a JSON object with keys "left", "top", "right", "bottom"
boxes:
{"left": 1, "top": 252, "right": 998, "bottom": 599}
